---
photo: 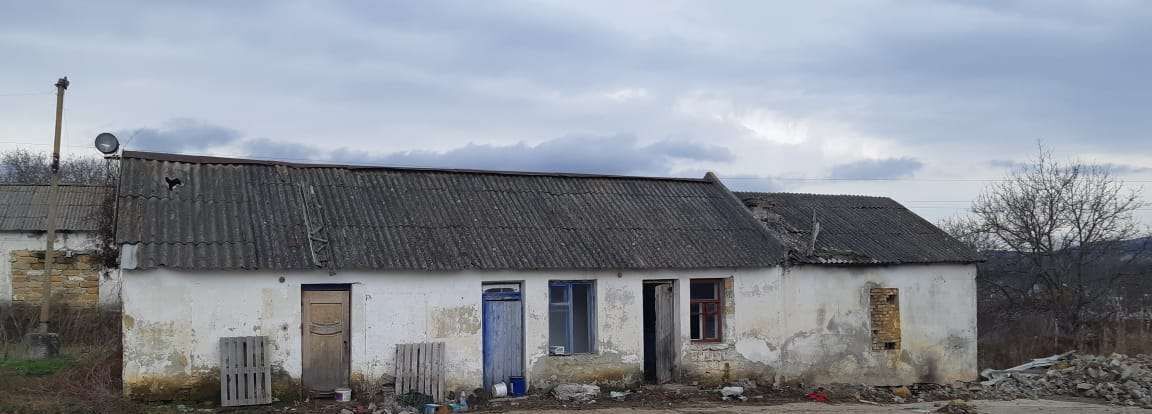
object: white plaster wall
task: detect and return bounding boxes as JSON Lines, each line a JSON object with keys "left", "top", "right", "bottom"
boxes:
{"left": 120, "top": 267, "right": 748, "bottom": 392}
{"left": 0, "top": 231, "right": 103, "bottom": 304}
{"left": 717, "top": 263, "right": 979, "bottom": 385}
{"left": 120, "top": 263, "right": 977, "bottom": 395}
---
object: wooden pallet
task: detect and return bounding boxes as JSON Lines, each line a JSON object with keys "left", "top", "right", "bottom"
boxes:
{"left": 219, "top": 336, "right": 272, "bottom": 407}
{"left": 395, "top": 342, "right": 445, "bottom": 402}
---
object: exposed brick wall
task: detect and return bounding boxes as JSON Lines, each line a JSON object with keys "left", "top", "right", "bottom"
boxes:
{"left": 869, "top": 287, "right": 901, "bottom": 351}
{"left": 9, "top": 250, "right": 101, "bottom": 305}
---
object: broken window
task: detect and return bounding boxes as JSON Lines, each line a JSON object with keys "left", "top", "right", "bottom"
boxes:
{"left": 869, "top": 287, "right": 901, "bottom": 351}
{"left": 690, "top": 279, "right": 723, "bottom": 342}
{"left": 549, "top": 281, "right": 596, "bottom": 354}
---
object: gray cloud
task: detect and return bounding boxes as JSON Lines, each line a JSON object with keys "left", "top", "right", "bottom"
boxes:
{"left": 829, "top": 157, "right": 924, "bottom": 180}
{"left": 120, "top": 119, "right": 241, "bottom": 153}
{"left": 3, "top": 0, "right": 1152, "bottom": 231}
{"left": 989, "top": 159, "right": 1152, "bottom": 174}
{"left": 237, "top": 133, "right": 729, "bottom": 176}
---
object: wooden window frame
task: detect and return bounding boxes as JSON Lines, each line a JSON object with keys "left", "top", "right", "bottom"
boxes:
{"left": 548, "top": 280, "right": 597, "bottom": 355}
{"left": 690, "top": 279, "right": 724, "bottom": 343}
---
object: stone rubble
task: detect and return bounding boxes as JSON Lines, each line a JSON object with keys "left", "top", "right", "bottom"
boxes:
{"left": 552, "top": 383, "right": 601, "bottom": 402}
{"left": 972, "top": 353, "right": 1152, "bottom": 408}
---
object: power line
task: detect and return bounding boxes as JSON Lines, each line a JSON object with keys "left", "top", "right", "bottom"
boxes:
{"left": 0, "top": 90, "right": 53, "bottom": 97}
{"left": 0, "top": 140, "right": 94, "bottom": 150}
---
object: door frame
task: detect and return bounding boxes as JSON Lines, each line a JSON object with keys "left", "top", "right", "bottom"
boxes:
{"left": 642, "top": 279, "right": 678, "bottom": 383}
{"left": 301, "top": 283, "right": 352, "bottom": 396}
{"left": 481, "top": 282, "right": 525, "bottom": 391}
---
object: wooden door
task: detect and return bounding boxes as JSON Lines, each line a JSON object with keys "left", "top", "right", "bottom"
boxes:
{"left": 653, "top": 283, "right": 675, "bottom": 384}
{"left": 302, "top": 288, "right": 350, "bottom": 395}
{"left": 482, "top": 286, "right": 523, "bottom": 391}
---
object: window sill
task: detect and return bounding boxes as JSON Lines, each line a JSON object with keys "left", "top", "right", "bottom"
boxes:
{"left": 691, "top": 339, "right": 723, "bottom": 343}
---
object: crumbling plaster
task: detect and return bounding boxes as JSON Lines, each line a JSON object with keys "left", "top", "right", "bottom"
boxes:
{"left": 120, "top": 263, "right": 976, "bottom": 399}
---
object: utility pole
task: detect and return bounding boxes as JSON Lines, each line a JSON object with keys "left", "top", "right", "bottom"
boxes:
{"left": 28, "top": 77, "right": 68, "bottom": 358}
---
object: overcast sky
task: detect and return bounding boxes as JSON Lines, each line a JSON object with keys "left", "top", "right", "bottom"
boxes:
{"left": 2, "top": 0, "right": 1150, "bottom": 224}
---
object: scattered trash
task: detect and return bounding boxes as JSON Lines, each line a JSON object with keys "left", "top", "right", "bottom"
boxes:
{"left": 805, "top": 387, "right": 829, "bottom": 403}
{"left": 397, "top": 391, "right": 434, "bottom": 408}
{"left": 609, "top": 391, "right": 630, "bottom": 401}
{"left": 552, "top": 383, "right": 601, "bottom": 402}
{"left": 492, "top": 382, "right": 508, "bottom": 398}
{"left": 892, "top": 385, "right": 911, "bottom": 399}
{"left": 720, "top": 386, "right": 747, "bottom": 401}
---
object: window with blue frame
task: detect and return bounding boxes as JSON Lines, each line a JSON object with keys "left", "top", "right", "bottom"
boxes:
{"left": 548, "top": 281, "right": 596, "bottom": 354}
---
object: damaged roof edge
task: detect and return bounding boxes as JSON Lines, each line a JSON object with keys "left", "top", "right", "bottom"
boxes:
{"left": 704, "top": 172, "right": 790, "bottom": 265}
{"left": 735, "top": 191, "right": 983, "bottom": 265}
{"left": 120, "top": 150, "right": 713, "bottom": 183}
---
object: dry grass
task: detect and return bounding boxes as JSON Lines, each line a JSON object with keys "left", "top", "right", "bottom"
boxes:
{"left": 978, "top": 314, "right": 1152, "bottom": 369}
{"left": 0, "top": 304, "right": 149, "bottom": 414}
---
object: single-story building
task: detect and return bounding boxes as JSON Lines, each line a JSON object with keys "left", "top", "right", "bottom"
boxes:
{"left": 115, "top": 151, "right": 979, "bottom": 401}
{"left": 0, "top": 184, "right": 117, "bottom": 307}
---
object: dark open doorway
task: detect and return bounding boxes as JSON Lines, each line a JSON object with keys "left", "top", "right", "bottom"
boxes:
{"left": 643, "top": 280, "right": 675, "bottom": 383}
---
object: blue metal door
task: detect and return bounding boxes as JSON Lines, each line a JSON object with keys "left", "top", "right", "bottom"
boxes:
{"left": 483, "top": 287, "right": 524, "bottom": 391}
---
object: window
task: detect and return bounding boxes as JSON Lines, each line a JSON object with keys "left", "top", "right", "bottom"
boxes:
{"left": 690, "top": 279, "right": 723, "bottom": 342}
{"left": 549, "top": 281, "right": 596, "bottom": 354}
{"left": 869, "top": 287, "right": 901, "bottom": 351}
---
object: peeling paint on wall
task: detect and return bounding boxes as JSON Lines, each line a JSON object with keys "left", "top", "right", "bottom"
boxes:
{"left": 428, "top": 305, "right": 481, "bottom": 338}
{"left": 120, "top": 264, "right": 977, "bottom": 400}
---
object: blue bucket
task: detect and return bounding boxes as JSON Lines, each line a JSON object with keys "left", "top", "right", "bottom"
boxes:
{"left": 508, "top": 376, "right": 526, "bottom": 396}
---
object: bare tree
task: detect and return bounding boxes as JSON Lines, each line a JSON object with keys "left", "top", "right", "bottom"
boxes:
{"left": 0, "top": 147, "right": 121, "bottom": 266}
{"left": 0, "top": 148, "right": 115, "bottom": 185}
{"left": 966, "top": 146, "right": 1149, "bottom": 346}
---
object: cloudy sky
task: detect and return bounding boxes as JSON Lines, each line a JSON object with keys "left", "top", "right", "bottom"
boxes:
{"left": 2, "top": 0, "right": 1151, "bottom": 223}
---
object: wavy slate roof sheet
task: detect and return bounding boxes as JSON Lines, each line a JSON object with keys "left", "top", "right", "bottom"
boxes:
{"left": 116, "top": 151, "right": 785, "bottom": 271}
{"left": 736, "top": 192, "right": 980, "bottom": 264}
{"left": 0, "top": 185, "right": 109, "bottom": 232}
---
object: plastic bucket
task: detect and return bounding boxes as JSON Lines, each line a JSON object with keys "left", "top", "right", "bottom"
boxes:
{"left": 492, "top": 382, "right": 508, "bottom": 397}
{"left": 334, "top": 388, "right": 352, "bottom": 401}
{"left": 508, "top": 376, "right": 526, "bottom": 396}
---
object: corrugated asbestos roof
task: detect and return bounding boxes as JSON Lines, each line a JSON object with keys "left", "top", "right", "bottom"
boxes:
{"left": 736, "top": 192, "right": 981, "bottom": 264}
{"left": 116, "top": 151, "right": 785, "bottom": 271}
{"left": 0, "top": 185, "right": 109, "bottom": 232}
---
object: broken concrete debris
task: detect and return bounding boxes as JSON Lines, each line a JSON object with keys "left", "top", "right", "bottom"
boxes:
{"left": 972, "top": 352, "right": 1152, "bottom": 408}
{"left": 720, "top": 386, "right": 747, "bottom": 401}
{"left": 980, "top": 350, "right": 1075, "bottom": 386}
{"left": 551, "top": 383, "right": 601, "bottom": 402}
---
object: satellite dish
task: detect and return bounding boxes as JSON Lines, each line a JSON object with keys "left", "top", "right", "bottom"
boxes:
{"left": 94, "top": 133, "right": 119, "bottom": 154}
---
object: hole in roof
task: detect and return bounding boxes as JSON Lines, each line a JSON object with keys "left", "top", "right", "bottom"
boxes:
{"left": 165, "top": 176, "right": 183, "bottom": 191}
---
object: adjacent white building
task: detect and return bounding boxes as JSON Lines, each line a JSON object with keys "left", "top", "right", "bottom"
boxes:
{"left": 0, "top": 185, "right": 116, "bottom": 307}
{"left": 114, "top": 151, "right": 980, "bottom": 401}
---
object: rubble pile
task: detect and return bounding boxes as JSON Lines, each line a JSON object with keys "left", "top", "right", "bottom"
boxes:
{"left": 978, "top": 353, "right": 1152, "bottom": 408}
{"left": 552, "top": 383, "right": 602, "bottom": 402}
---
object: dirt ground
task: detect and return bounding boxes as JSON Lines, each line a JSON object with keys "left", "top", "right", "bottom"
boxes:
{"left": 496, "top": 399, "right": 1148, "bottom": 413}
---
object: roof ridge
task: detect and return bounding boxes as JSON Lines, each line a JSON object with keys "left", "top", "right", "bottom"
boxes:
{"left": 736, "top": 191, "right": 896, "bottom": 200}
{"left": 0, "top": 183, "right": 112, "bottom": 188}
{"left": 121, "top": 150, "right": 711, "bottom": 183}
